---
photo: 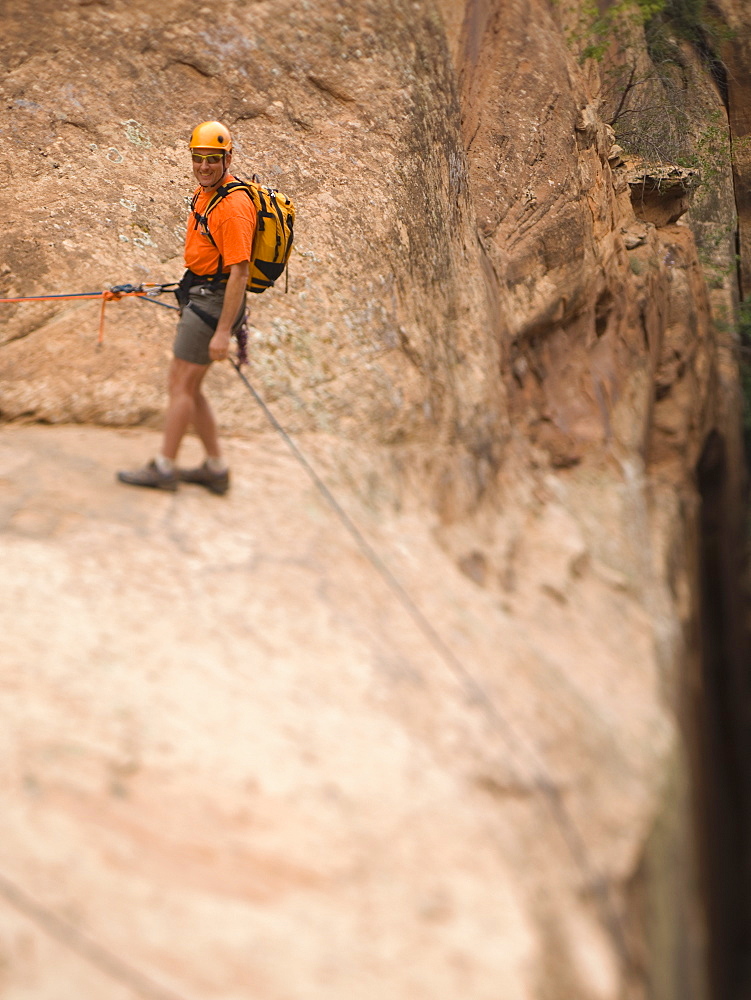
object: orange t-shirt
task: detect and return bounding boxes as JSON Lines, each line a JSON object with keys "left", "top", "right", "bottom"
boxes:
{"left": 184, "top": 174, "right": 257, "bottom": 277}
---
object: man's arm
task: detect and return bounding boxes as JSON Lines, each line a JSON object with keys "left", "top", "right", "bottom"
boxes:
{"left": 209, "top": 260, "right": 249, "bottom": 362}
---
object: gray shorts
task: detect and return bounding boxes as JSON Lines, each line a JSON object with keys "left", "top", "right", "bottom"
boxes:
{"left": 173, "top": 283, "right": 246, "bottom": 366}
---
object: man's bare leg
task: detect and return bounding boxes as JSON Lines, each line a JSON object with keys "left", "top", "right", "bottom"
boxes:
{"left": 161, "top": 357, "right": 230, "bottom": 494}
{"left": 191, "top": 389, "right": 223, "bottom": 461}
{"left": 160, "top": 357, "right": 212, "bottom": 461}
{"left": 117, "top": 357, "right": 229, "bottom": 492}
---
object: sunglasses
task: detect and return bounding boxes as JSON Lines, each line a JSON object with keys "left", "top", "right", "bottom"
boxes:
{"left": 191, "top": 152, "right": 225, "bottom": 164}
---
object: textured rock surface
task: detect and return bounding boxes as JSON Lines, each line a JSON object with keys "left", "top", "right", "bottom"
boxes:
{"left": 718, "top": 0, "right": 751, "bottom": 297}
{"left": 1, "top": 423, "right": 677, "bottom": 1000}
{"left": 1, "top": 1, "right": 749, "bottom": 999}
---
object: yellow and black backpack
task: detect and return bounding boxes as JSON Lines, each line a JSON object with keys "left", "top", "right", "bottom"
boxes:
{"left": 191, "top": 175, "right": 295, "bottom": 293}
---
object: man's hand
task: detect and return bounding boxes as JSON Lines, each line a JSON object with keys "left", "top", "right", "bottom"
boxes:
{"left": 209, "top": 330, "right": 231, "bottom": 362}
{"left": 208, "top": 260, "right": 249, "bottom": 363}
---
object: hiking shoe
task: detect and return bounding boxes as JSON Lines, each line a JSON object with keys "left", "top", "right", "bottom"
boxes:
{"left": 177, "top": 461, "right": 230, "bottom": 495}
{"left": 117, "top": 460, "right": 178, "bottom": 491}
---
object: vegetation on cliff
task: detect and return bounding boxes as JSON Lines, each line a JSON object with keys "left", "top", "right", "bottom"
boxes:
{"left": 573, "top": 0, "right": 751, "bottom": 460}
{"left": 576, "top": 0, "right": 728, "bottom": 164}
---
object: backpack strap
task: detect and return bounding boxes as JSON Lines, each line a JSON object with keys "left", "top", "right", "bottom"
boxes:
{"left": 191, "top": 186, "right": 236, "bottom": 285}
{"left": 191, "top": 190, "right": 214, "bottom": 242}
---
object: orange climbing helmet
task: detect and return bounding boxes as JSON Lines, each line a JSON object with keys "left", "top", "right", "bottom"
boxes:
{"left": 189, "top": 120, "right": 232, "bottom": 152}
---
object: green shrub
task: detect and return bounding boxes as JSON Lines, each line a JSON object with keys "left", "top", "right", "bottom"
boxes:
{"left": 655, "top": 0, "right": 728, "bottom": 47}
{"left": 574, "top": 0, "right": 665, "bottom": 62}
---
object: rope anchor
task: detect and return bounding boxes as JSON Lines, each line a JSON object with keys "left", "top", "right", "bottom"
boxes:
{"left": 0, "top": 282, "right": 180, "bottom": 345}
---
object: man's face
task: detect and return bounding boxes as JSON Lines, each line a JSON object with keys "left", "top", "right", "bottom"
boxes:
{"left": 192, "top": 149, "right": 230, "bottom": 190}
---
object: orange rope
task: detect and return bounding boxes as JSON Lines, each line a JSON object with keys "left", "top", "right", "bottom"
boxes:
{"left": 96, "top": 288, "right": 143, "bottom": 344}
{"left": 0, "top": 287, "right": 165, "bottom": 346}
{"left": 0, "top": 292, "right": 105, "bottom": 303}
{"left": 98, "top": 292, "right": 109, "bottom": 345}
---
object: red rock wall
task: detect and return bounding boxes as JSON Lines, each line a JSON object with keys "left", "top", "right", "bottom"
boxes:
{"left": 719, "top": 0, "right": 751, "bottom": 297}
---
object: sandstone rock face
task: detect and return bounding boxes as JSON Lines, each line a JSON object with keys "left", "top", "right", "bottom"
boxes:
{"left": 718, "top": 0, "right": 751, "bottom": 297}
{"left": 1, "top": 2, "right": 749, "bottom": 1000}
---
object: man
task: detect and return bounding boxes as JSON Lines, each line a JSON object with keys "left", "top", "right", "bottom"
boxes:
{"left": 117, "top": 120, "right": 256, "bottom": 495}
